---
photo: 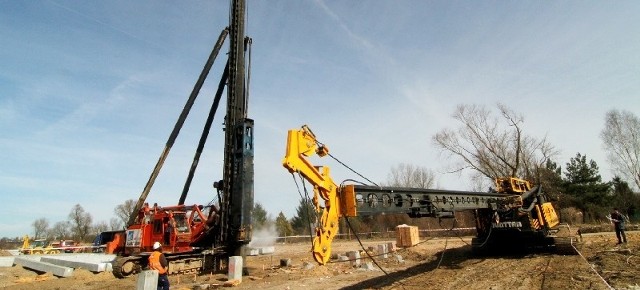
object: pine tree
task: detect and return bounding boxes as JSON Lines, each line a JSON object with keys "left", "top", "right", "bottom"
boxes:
{"left": 563, "top": 153, "right": 611, "bottom": 222}
{"left": 539, "top": 160, "right": 563, "bottom": 194}
{"left": 251, "top": 202, "right": 269, "bottom": 228}
{"left": 611, "top": 177, "right": 640, "bottom": 222}
{"left": 275, "top": 212, "right": 293, "bottom": 237}
{"left": 290, "top": 198, "right": 316, "bottom": 235}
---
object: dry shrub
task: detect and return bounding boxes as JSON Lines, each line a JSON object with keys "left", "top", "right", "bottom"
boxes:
{"left": 560, "top": 207, "right": 583, "bottom": 224}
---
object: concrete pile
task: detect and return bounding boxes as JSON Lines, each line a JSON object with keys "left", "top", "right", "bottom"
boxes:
{"left": 2, "top": 253, "right": 116, "bottom": 278}
{"left": 336, "top": 242, "right": 395, "bottom": 270}
{"left": 244, "top": 246, "right": 275, "bottom": 256}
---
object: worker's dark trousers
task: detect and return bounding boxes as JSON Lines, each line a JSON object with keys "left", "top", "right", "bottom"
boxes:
{"left": 157, "top": 274, "right": 170, "bottom": 290}
{"left": 615, "top": 225, "right": 627, "bottom": 243}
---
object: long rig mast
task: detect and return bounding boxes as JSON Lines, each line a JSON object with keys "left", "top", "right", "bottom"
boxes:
{"left": 217, "top": 0, "right": 254, "bottom": 257}
{"left": 123, "top": 0, "right": 253, "bottom": 264}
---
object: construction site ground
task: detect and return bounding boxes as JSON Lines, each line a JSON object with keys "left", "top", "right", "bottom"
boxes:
{"left": 0, "top": 231, "right": 638, "bottom": 290}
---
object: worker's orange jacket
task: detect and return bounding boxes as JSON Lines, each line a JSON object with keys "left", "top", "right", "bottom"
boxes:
{"left": 148, "top": 251, "right": 167, "bottom": 274}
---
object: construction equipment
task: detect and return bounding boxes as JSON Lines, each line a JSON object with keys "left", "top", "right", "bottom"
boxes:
{"left": 282, "top": 125, "right": 578, "bottom": 265}
{"left": 20, "top": 235, "right": 60, "bottom": 255}
{"left": 49, "top": 240, "right": 81, "bottom": 253}
{"left": 92, "top": 230, "right": 121, "bottom": 253}
{"left": 107, "top": 0, "right": 253, "bottom": 278}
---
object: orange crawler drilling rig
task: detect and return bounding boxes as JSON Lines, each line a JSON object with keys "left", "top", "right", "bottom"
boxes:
{"left": 105, "top": 0, "right": 254, "bottom": 278}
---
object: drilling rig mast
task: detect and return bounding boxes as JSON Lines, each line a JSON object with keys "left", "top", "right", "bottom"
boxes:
{"left": 108, "top": 0, "right": 254, "bottom": 277}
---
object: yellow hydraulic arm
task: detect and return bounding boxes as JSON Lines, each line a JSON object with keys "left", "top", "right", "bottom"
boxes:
{"left": 282, "top": 125, "right": 345, "bottom": 265}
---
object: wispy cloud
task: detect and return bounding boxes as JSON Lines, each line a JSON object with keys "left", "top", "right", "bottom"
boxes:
{"left": 1, "top": 1, "right": 639, "bottom": 238}
{"left": 47, "top": 0, "right": 162, "bottom": 50}
{"left": 313, "top": 0, "right": 396, "bottom": 68}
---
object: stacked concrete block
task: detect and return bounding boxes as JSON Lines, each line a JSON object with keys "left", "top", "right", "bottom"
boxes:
{"left": 244, "top": 248, "right": 260, "bottom": 256}
{"left": 0, "top": 257, "right": 15, "bottom": 267}
{"left": 228, "top": 256, "right": 243, "bottom": 282}
{"left": 396, "top": 225, "right": 419, "bottom": 247}
{"left": 377, "top": 244, "right": 388, "bottom": 258}
{"left": 259, "top": 246, "right": 275, "bottom": 254}
{"left": 136, "top": 270, "right": 158, "bottom": 290}
{"left": 387, "top": 242, "right": 397, "bottom": 253}
{"left": 360, "top": 262, "right": 376, "bottom": 271}
{"left": 347, "top": 251, "right": 361, "bottom": 267}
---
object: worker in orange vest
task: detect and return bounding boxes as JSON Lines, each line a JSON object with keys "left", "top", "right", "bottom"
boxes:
{"left": 149, "top": 241, "right": 169, "bottom": 290}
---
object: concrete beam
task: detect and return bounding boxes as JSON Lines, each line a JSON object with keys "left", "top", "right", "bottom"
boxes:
{"left": 48, "top": 253, "right": 116, "bottom": 263}
{"left": 0, "top": 257, "right": 15, "bottom": 267}
{"left": 15, "top": 255, "right": 41, "bottom": 261}
{"left": 14, "top": 257, "right": 74, "bottom": 277}
{"left": 41, "top": 257, "right": 111, "bottom": 273}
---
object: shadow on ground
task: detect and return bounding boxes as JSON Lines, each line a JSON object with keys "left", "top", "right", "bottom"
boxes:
{"left": 339, "top": 244, "right": 544, "bottom": 290}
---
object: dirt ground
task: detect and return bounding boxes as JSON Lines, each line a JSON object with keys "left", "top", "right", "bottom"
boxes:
{"left": 1, "top": 232, "right": 638, "bottom": 290}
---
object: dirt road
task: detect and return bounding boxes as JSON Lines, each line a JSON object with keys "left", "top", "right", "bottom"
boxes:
{"left": 1, "top": 232, "right": 638, "bottom": 289}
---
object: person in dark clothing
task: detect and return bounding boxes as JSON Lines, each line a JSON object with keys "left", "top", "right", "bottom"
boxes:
{"left": 610, "top": 208, "right": 627, "bottom": 244}
{"left": 149, "top": 242, "right": 170, "bottom": 290}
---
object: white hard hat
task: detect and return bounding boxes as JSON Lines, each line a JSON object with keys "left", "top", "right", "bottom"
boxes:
{"left": 153, "top": 242, "right": 161, "bottom": 250}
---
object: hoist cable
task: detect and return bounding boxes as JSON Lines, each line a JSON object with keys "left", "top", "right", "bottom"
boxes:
{"left": 291, "top": 173, "right": 316, "bottom": 241}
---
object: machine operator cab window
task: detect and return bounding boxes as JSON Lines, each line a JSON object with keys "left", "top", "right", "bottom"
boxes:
{"left": 153, "top": 219, "right": 163, "bottom": 234}
{"left": 173, "top": 213, "right": 190, "bottom": 234}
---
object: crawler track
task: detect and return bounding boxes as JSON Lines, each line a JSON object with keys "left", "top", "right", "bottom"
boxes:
{"left": 112, "top": 251, "right": 226, "bottom": 278}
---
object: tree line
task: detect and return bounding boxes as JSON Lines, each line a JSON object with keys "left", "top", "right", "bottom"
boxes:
{"left": 5, "top": 104, "right": 638, "bottom": 244}
{"left": 9, "top": 200, "right": 138, "bottom": 244}
{"left": 270, "top": 105, "right": 640, "bottom": 235}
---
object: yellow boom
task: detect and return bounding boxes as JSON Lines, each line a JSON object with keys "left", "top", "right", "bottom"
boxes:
{"left": 282, "top": 125, "right": 341, "bottom": 265}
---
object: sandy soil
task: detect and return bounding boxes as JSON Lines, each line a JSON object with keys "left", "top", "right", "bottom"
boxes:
{"left": 1, "top": 232, "right": 638, "bottom": 290}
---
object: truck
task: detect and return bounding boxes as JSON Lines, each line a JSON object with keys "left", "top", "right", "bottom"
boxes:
{"left": 92, "top": 230, "right": 122, "bottom": 253}
{"left": 50, "top": 240, "right": 81, "bottom": 253}
{"left": 282, "top": 125, "right": 578, "bottom": 265}
{"left": 106, "top": 0, "right": 254, "bottom": 278}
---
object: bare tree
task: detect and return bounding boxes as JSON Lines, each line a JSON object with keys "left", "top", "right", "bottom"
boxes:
{"left": 373, "top": 163, "right": 438, "bottom": 231}
{"left": 109, "top": 218, "right": 123, "bottom": 231}
{"left": 114, "top": 199, "right": 136, "bottom": 226}
{"left": 386, "top": 163, "right": 437, "bottom": 188}
{"left": 68, "top": 204, "right": 93, "bottom": 242}
{"left": 32, "top": 218, "right": 49, "bottom": 239}
{"left": 432, "top": 103, "right": 556, "bottom": 182}
{"left": 601, "top": 109, "right": 640, "bottom": 190}
{"left": 49, "top": 221, "right": 70, "bottom": 240}
{"left": 92, "top": 221, "right": 109, "bottom": 236}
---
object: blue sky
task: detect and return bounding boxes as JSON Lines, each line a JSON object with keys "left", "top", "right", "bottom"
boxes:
{"left": 1, "top": 1, "right": 639, "bottom": 238}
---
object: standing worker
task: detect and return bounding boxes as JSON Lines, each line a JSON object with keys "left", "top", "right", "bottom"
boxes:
{"left": 149, "top": 242, "right": 170, "bottom": 290}
{"left": 610, "top": 208, "right": 627, "bottom": 245}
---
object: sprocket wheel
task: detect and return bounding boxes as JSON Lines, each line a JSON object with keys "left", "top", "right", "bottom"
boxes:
{"left": 112, "top": 257, "right": 141, "bottom": 278}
